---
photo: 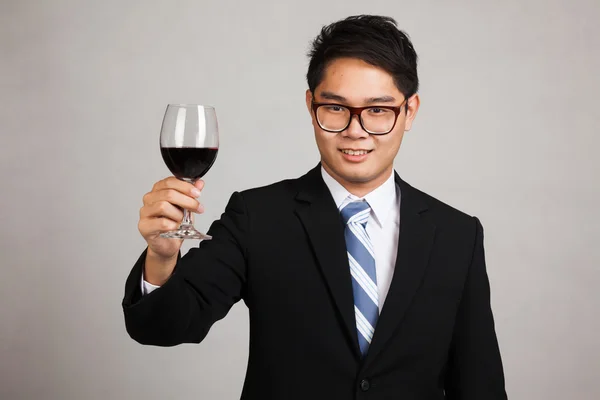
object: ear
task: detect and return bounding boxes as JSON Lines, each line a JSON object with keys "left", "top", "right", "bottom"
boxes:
{"left": 403, "top": 94, "right": 421, "bottom": 131}
{"left": 305, "top": 89, "right": 314, "bottom": 115}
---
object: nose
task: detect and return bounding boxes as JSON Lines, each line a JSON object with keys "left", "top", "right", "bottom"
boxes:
{"left": 342, "top": 114, "right": 369, "bottom": 139}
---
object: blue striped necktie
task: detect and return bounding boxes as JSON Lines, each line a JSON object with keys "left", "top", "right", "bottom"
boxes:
{"left": 340, "top": 200, "right": 379, "bottom": 356}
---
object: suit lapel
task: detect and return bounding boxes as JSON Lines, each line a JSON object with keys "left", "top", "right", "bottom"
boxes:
{"left": 294, "top": 165, "right": 361, "bottom": 358}
{"left": 361, "top": 172, "right": 437, "bottom": 371}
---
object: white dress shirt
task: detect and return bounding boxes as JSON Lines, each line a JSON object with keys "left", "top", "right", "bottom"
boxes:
{"left": 319, "top": 166, "right": 400, "bottom": 311}
{"left": 141, "top": 166, "right": 401, "bottom": 307}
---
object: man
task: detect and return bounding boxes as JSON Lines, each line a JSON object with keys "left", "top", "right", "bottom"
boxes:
{"left": 123, "top": 15, "right": 508, "bottom": 399}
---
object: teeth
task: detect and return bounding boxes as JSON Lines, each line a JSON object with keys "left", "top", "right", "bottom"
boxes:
{"left": 342, "top": 149, "right": 369, "bottom": 156}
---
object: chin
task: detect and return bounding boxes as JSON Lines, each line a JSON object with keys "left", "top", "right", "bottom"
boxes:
{"left": 344, "top": 172, "right": 377, "bottom": 184}
{"left": 333, "top": 165, "right": 377, "bottom": 184}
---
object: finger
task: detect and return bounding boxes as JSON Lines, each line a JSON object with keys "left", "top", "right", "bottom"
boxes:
{"left": 193, "top": 179, "right": 205, "bottom": 192}
{"left": 151, "top": 189, "right": 200, "bottom": 212}
{"left": 153, "top": 176, "right": 201, "bottom": 198}
{"left": 138, "top": 217, "right": 180, "bottom": 236}
{"left": 141, "top": 201, "right": 185, "bottom": 222}
{"left": 146, "top": 189, "right": 201, "bottom": 212}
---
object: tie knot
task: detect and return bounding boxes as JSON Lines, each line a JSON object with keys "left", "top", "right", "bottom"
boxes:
{"left": 340, "top": 200, "right": 371, "bottom": 225}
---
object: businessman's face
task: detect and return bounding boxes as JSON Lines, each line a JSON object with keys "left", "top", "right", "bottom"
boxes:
{"left": 306, "top": 57, "right": 419, "bottom": 195}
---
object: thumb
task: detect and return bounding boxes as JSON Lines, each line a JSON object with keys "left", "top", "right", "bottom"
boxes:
{"left": 194, "top": 179, "right": 205, "bottom": 191}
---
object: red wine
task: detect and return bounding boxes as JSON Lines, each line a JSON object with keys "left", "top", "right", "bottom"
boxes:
{"left": 160, "top": 147, "right": 218, "bottom": 181}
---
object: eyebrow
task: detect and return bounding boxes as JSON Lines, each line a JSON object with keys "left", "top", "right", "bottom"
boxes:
{"left": 318, "top": 91, "right": 397, "bottom": 104}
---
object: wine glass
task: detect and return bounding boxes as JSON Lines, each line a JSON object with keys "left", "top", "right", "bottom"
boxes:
{"left": 159, "top": 104, "right": 219, "bottom": 240}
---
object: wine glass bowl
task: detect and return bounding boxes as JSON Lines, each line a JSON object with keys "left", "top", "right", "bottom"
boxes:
{"left": 159, "top": 104, "right": 219, "bottom": 240}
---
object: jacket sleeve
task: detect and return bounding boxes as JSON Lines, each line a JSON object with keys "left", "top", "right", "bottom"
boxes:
{"left": 444, "top": 216, "right": 508, "bottom": 400}
{"left": 121, "top": 191, "right": 249, "bottom": 346}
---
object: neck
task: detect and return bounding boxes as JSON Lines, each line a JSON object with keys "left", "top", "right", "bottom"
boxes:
{"left": 322, "top": 161, "right": 393, "bottom": 198}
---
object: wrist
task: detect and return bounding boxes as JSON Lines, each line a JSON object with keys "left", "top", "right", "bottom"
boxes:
{"left": 147, "top": 247, "right": 178, "bottom": 264}
{"left": 144, "top": 248, "right": 178, "bottom": 286}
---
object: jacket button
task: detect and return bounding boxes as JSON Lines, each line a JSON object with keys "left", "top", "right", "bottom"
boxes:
{"left": 360, "top": 379, "right": 370, "bottom": 391}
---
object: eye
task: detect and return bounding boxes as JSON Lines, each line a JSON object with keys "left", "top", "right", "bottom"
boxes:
{"left": 369, "top": 108, "right": 385, "bottom": 114}
{"left": 324, "top": 105, "right": 345, "bottom": 112}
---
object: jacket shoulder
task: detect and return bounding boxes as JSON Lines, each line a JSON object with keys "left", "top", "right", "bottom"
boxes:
{"left": 403, "top": 180, "right": 480, "bottom": 226}
{"left": 236, "top": 176, "right": 300, "bottom": 205}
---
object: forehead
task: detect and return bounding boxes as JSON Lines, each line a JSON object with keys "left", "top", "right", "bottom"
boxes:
{"left": 317, "top": 57, "right": 402, "bottom": 101}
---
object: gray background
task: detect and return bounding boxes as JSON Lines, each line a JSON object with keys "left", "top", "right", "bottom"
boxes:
{"left": 1, "top": 0, "right": 598, "bottom": 399}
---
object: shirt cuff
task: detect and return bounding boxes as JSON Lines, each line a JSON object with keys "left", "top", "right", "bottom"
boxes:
{"left": 140, "top": 269, "right": 161, "bottom": 295}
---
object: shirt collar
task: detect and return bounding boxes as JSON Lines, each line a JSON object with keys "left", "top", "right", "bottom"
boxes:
{"left": 320, "top": 165, "right": 397, "bottom": 227}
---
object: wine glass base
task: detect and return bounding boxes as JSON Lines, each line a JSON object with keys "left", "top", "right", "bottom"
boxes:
{"left": 160, "top": 227, "right": 212, "bottom": 240}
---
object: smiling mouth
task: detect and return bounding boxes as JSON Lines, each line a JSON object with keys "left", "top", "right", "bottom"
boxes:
{"left": 340, "top": 149, "right": 373, "bottom": 156}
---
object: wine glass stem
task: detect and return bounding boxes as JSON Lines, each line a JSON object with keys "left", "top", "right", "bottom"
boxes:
{"left": 181, "top": 209, "right": 193, "bottom": 227}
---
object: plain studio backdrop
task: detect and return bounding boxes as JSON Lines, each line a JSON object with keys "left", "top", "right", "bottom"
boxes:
{"left": 1, "top": 0, "right": 599, "bottom": 399}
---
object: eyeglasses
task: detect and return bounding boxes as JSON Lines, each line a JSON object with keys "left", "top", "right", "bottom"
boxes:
{"left": 311, "top": 99, "right": 407, "bottom": 135}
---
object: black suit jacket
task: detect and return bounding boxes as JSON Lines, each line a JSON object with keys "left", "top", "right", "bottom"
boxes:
{"left": 122, "top": 164, "right": 507, "bottom": 400}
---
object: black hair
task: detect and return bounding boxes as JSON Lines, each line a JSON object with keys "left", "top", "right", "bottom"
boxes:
{"left": 307, "top": 15, "right": 419, "bottom": 100}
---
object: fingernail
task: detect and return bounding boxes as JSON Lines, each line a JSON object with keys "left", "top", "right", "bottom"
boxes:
{"left": 197, "top": 204, "right": 204, "bottom": 213}
{"left": 191, "top": 188, "right": 201, "bottom": 197}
